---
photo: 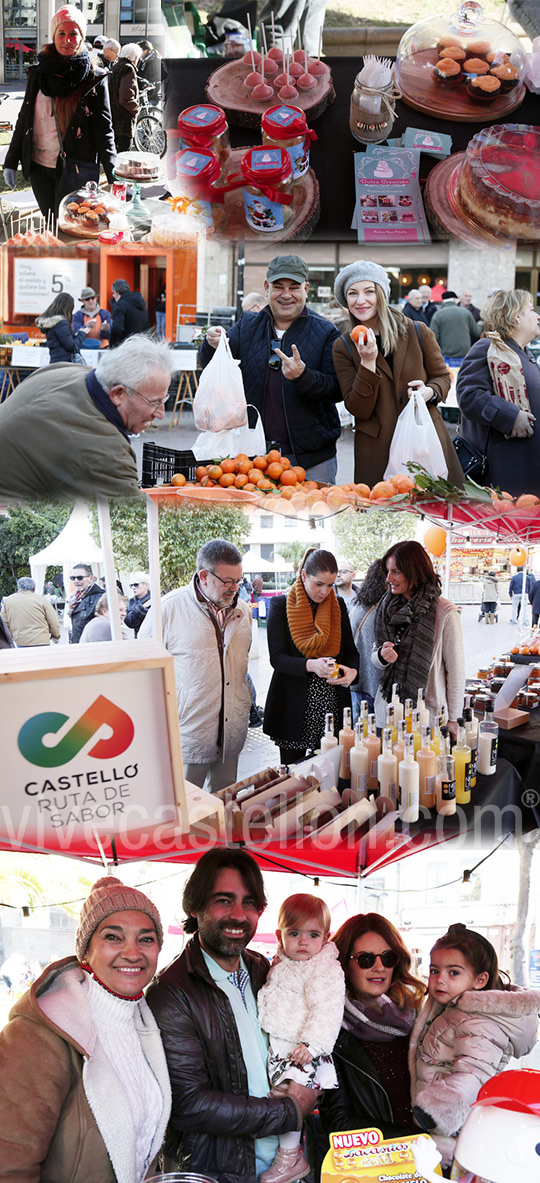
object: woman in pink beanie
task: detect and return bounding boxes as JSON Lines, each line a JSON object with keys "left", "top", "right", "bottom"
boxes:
{"left": 4, "top": 3, "right": 116, "bottom": 219}
{"left": 0, "top": 876, "right": 171, "bottom": 1183}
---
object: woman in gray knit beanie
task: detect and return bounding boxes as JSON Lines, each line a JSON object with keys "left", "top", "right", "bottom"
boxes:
{"left": 0, "top": 875, "right": 171, "bottom": 1183}
{"left": 332, "top": 260, "right": 463, "bottom": 489}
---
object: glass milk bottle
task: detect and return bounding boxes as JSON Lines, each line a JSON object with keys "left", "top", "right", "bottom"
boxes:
{"left": 393, "top": 718, "right": 406, "bottom": 765}
{"left": 463, "top": 705, "right": 478, "bottom": 788}
{"left": 454, "top": 717, "right": 472, "bottom": 805}
{"left": 392, "top": 682, "right": 404, "bottom": 725}
{"left": 404, "top": 698, "right": 413, "bottom": 734}
{"left": 417, "top": 725, "right": 436, "bottom": 809}
{"left": 417, "top": 688, "right": 430, "bottom": 729}
{"left": 365, "top": 714, "right": 381, "bottom": 792}
{"left": 378, "top": 727, "right": 398, "bottom": 805}
{"left": 339, "top": 707, "right": 355, "bottom": 780}
{"left": 350, "top": 722, "right": 369, "bottom": 798}
{"left": 478, "top": 698, "right": 498, "bottom": 776}
{"left": 399, "top": 732, "right": 419, "bottom": 824}
{"left": 385, "top": 703, "right": 398, "bottom": 744}
{"left": 411, "top": 708, "right": 422, "bottom": 757}
{"left": 320, "top": 712, "right": 338, "bottom": 752}
{"left": 436, "top": 727, "right": 456, "bottom": 816}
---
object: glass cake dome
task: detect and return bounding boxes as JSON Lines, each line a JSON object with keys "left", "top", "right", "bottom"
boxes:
{"left": 58, "top": 181, "right": 129, "bottom": 239}
{"left": 395, "top": 2, "right": 527, "bottom": 120}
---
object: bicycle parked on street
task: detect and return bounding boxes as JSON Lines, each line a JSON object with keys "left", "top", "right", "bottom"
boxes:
{"left": 134, "top": 79, "right": 167, "bottom": 157}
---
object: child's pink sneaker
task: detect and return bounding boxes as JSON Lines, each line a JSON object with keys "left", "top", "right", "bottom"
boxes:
{"left": 259, "top": 1146, "right": 310, "bottom": 1183}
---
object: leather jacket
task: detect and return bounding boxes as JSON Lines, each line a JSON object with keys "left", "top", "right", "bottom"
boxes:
{"left": 318, "top": 1027, "right": 415, "bottom": 1141}
{"left": 146, "top": 934, "right": 301, "bottom": 1183}
{"left": 69, "top": 583, "right": 103, "bottom": 643}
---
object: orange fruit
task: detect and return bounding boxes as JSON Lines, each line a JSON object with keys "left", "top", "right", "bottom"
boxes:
{"left": 510, "top": 646, "right": 519, "bottom": 654}
{"left": 208, "top": 465, "right": 223, "bottom": 480}
{"left": 267, "top": 461, "right": 284, "bottom": 481}
{"left": 219, "top": 472, "right": 236, "bottom": 487}
{"left": 253, "top": 455, "right": 268, "bottom": 471}
{"left": 369, "top": 480, "right": 395, "bottom": 501}
{"left": 292, "top": 466, "right": 306, "bottom": 482}
{"left": 248, "top": 469, "right": 261, "bottom": 485}
{"left": 355, "top": 483, "right": 371, "bottom": 498}
{"left": 257, "top": 477, "right": 274, "bottom": 492}
{"left": 200, "top": 476, "right": 216, "bottom": 487}
{"left": 235, "top": 473, "right": 248, "bottom": 488}
{"left": 521, "top": 646, "right": 531, "bottom": 655}
{"left": 236, "top": 458, "right": 252, "bottom": 475}
{"left": 171, "top": 472, "right": 186, "bottom": 486}
{"left": 220, "top": 458, "right": 237, "bottom": 474}
{"left": 281, "top": 456, "right": 291, "bottom": 470}
{"left": 280, "top": 469, "right": 298, "bottom": 486}
{"left": 244, "top": 482, "right": 257, "bottom": 492}
{"left": 266, "top": 449, "right": 282, "bottom": 464}
{"left": 351, "top": 324, "right": 368, "bottom": 344}
{"left": 195, "top": 466, "right": 209, "bottom": 482}
{"left": 391, "top": 474, "right": 415, "bottom": 494}
{"left": 280, "top": 486, "right": 296, "bottom": 500}
{"left": 234, "top": 453, "right": 250, "bottom": 464}
{"left": 516, "top": 494, "right": 540, "bottom": 508}
{"left": 303, "top": 480, "right": 318, "bottom": 491}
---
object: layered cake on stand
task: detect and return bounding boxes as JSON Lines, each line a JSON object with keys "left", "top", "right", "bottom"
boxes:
{"left": 455, "top": 124, "right": 540, "bottom": 241}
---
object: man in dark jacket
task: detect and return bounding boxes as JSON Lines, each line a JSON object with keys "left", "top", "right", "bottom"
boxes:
{"left": 110, "top": 279, "right": 150, "bottom": 346}
{"left": 430, "top": 291, "right": 481, "bottom": 365}
{"left": 510, "top": 566, "right": 535, "bottom": 624}
{"left": 146, "top": 849, "right": 318, "bottom": 1183}
{"left": 68, "top": 564, "right": 104, "bottom": 643}
{"left": 198, "top": 254, "right": 341, "bottom": 483}
{"left": 124, "top": 571, "right": 151, "bottom": 635}
{"left": 402, "top": 289, "right": 430, "bottom": 326}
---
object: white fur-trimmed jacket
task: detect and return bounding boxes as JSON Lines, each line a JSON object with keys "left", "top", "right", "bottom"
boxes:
{"left": 409, "top": 984, "right": 540, "bottom": 1154}
{"left": 257, "top": 942, "right": 345, "bottom": 1058}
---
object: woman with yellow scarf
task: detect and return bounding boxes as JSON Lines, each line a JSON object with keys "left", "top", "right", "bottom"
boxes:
{"left": 263, "top": 548, "right": 359, "bottom": 765}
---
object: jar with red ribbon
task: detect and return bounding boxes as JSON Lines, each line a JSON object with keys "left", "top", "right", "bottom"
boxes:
{"left": 172, "top": 147, "right": 228, "bottom": 233}
{"left": 240, "top": 147, "right": 294, "bottom": 234}
{"left": 261, "top": 105, "right": 317, "bottom": 180}
{"left": 177, "top": 104, "right": 231, "bottom": 170}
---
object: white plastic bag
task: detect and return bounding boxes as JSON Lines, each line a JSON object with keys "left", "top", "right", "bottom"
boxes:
{"left": 193, "top": 405, "right": 266, "bottom": 461}
{"left": 193, "top": 332, "right": 247, "bottom": 431}
{"left": 384, "top": 392, "right": 448, "bottom": 479}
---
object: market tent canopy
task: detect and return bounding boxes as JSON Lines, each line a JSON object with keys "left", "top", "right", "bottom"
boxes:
{"left": 30, "top": 501, "right": 103, "bottom": 595}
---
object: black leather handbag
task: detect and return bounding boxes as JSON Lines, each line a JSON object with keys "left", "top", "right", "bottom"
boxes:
{"left": 451, "top": 434, "right": 488, "bottom": 482}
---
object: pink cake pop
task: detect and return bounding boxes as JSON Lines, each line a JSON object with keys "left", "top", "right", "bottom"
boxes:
{"left": 292, "top": 30, "right": 305, "bottom": 63}
{"left": 268, "top": 12, "right": 283, "bottom": 62}
{"left": 252, "top": 53, "right": 274, "bottom": 102}
{"left": 242, "top": 13, "right": 262, "bottom": 67}
{"left": 277, "top": 51, "right": 298, "bottom": 101}
{"left": 262, "top": 54, "right": 279, "bottom": 76}
{"left": 245, "top": 70, "right": 263, "bottom": 88}
{"left": 289, "top": 59, "right": 304, "bottom": 77}
{"left": 308, "top": 26, "right": 326, "bottom": 75}
{"left": 297, "top": 48, "right": 318, "bottom": 88}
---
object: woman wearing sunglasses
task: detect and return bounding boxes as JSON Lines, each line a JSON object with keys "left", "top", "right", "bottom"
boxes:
{"left": 319, "top": 914, "right": 424, "bottom": 1141}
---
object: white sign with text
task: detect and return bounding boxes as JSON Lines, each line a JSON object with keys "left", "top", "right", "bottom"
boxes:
{"left": 13, "top": 257, "right": 87, "bottom": 316}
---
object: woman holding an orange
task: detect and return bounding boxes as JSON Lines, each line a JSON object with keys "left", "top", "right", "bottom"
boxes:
{"left": 332, "top": 261, "right": 462, "bottom": 488}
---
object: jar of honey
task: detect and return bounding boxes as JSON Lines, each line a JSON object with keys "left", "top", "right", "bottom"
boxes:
{"left": 261, "top": 104, "right": 317, "bottom": 179}
{"left": 171, "top": 148, "right": 228, "bottom": 234}
{"left": 177, "top": 105, "right": 231, "bottom": 169}
{"left": 240, "top": 147, "right": 294, "bottom": 233}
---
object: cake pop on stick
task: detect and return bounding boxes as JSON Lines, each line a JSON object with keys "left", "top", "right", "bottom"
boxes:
{"left": 252, "top": 50, "right": 274, "bottom": 101}
{"left": 278, "top": 50, "right": 299, "bottom": 101}
{"left": 293, "top": 26, "right": 305, "bottom": 63}
{"left": 268, "top": 11, "right": 283, "bottom": 62}
{"left": 308, "top": 26, "right": 326, "bottom": 75}
{"left": 242, "top": 13, "right": 262, "bottom": 66}
{"left": 260, "top": 23, "right": 279, "bottom": 76}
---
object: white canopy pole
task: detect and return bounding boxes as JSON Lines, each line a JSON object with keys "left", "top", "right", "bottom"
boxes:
{"left": 96, "top": 498, "right": 122, "bottom": 642}
{"left": 146, "top": 495, "right": 163, "bottom": 644}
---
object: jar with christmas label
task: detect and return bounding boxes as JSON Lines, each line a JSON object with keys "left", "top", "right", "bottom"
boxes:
{"left": 261, "top": 105, "right": 317, "bottom": 179}
{"left": 171, "top": 147, "right": 228, "bottom": 234}
{"left": 177, "top": 105, "right": 231, "bottom": 170}
{"left": 240, "top": 147, "right": 294, "bottom": 233}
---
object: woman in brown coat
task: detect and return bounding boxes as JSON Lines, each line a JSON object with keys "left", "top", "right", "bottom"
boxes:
{"left": 332, "top": 261, "right": 463, "bottom": 488}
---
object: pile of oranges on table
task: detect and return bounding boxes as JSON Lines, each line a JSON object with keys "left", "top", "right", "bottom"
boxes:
{"left": 169, "top": 450, "right": 416, "bottom": 513}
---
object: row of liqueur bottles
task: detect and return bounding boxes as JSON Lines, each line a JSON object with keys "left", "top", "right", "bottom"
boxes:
{"left": 320, "top": 691, "right": 498, "bottom": 824}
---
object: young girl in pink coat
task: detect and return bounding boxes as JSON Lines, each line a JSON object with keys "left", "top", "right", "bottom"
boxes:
{"left": 257, "top": 894, "right": 346, "bottom": 1183}
{"left": 409, "top": 923, "right": 540, "bottom": 1170}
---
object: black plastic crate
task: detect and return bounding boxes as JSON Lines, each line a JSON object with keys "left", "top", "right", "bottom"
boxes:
{"left": 141, "top": 443, "right": 200, "bottom": 486}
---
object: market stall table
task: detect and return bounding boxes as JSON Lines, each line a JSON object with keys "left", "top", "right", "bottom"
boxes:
{"left": 163, "top": 57, "right": 540, "bottom": 240}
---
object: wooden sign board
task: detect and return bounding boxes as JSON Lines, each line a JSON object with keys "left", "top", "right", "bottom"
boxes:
{"left": 0, "top": 640, "right": 188, "bottom": 855}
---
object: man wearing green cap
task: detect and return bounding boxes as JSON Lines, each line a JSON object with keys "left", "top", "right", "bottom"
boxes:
{"left": 198, "top": 254, "right": 342, "bottom": 484}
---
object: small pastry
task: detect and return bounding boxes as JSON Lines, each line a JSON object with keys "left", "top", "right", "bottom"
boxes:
{"left": 468, "top": 74, "right": 502, "bottom": 102}
{"left": 489, "top": 62, "right": 520, "bottom": 89}
{"left": 432, "top": 57, "right": 463, "bottom": 83}
{"left": 463, "top": 57, "right": 490, "bottom": 76}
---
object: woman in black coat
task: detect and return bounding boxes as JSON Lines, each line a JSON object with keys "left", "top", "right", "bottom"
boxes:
{"left": 263, "top": 547, "right": 358, "bottom": 764}
{"left": 319, "top": 913, "right": 424, "bottom": 1143}
{"left": 456, "top": 289, "right": 540, "bottom": 496}
{"left": 3, "top": 4, "right": 116, "bottom": 219}
{"left": 108, "top": 44, "right": 141, "bottom": 152}
{"left": 36, "top": 293, "right": 95, "bottom": 363}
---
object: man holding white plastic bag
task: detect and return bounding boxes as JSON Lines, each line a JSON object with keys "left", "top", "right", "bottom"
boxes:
{"left": 198, "top": 255, "right": 342, "bottom": 483}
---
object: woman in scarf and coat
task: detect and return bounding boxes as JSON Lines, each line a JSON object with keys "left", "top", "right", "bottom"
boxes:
{"left": 456, "top": 289, "right": 540, "bottom": 497}
{"left": 319, "top": 914, "right": 424, "bottom": 1142}
{"left": 263, "top": 547, "right": 358, "bottom": 765}
{"left": 36, "top": 293, "right": 96, "bottom": 363}
{"left": 0, "top": 876, "right": 171, "bottom": 1183}
{"left": 372, "top": 540, "right": 465, "bottom": 740}
{"left": 3, "top": 4, "right": 116, "bottom": 219}
{"left": 332, "top": 261, "right": 463, "bottom": 489}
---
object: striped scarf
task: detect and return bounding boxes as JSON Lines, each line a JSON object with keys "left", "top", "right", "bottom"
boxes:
{"left": 374, "top": 582, "right": 439, "bottom": 704}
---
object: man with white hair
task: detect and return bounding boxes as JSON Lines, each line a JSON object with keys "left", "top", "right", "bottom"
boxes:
{"left": 403, "top": 289, "right": 430, "bottom": 326}
{"left": 100, "top": 38, "right": 120, "bottom": 67}
{"left": 0, "top": 337, "right": 176, "bottom": 501}
{"left": 125, "top": 571, "right": 151, "bottom": 635}
{"left": 1, "top": 578, "right": 61, "bottom": 647}
{"left": 242, "top": 292, "right": 266, "bottom": 313}
{"left": 109, "top": 42, "right": 141, "bottom": 151}
{"left": 418, "top": 284, "right": 437, "bottom": 325}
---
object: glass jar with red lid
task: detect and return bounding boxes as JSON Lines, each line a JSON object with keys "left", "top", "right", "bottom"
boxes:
{"left": 261, "top": 105, "right": 317, "bottom": 179}
{"left": 171, "top": 147, "right": 228, "bottom": 234}
{"left": 240, "top": 147, "right": 294, "bottom": 233}
{"left": 177, "top": 105, "right": 231, "bottom": 170}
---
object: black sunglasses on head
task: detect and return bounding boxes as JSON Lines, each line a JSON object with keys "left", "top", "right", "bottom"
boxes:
{"left": 268, "top": 339, "right": 282, "bottom": 370}
{"left": 349, "top": 950, "right": 399, "bottom": 969}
